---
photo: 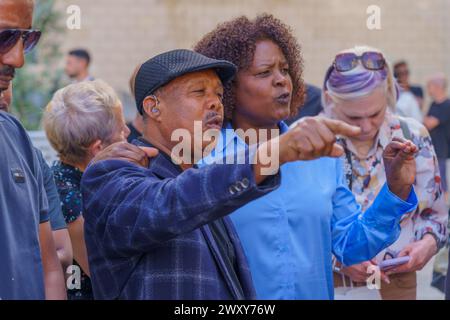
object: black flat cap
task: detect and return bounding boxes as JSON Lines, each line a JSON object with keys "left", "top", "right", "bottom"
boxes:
{"left": 134, "top": 49, "right": 237, "bottom": 114}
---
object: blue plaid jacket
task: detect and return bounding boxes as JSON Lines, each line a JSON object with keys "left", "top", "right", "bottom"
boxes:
{"left": 81, "top": 142, "right": 281, "bottom": 300}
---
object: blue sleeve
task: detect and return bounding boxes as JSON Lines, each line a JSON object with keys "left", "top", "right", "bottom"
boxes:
{"left": 0, "top": 114, "right": 49, "bottom": 224}
{"left": 34, "top": 149, "right": 67, "bottom": 230}
{"left": 31, "top": 147, "right": 49, "bottom": 225}
{"left": 81, "top": 159, "right": 281, "bottom": 256}
{"left": 331, "top": 158, "right": 418, "bottom": 266}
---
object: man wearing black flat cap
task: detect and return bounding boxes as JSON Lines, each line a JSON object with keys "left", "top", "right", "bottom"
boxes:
{"left": 80, "top": 49, "right": 284, "bottom": 300}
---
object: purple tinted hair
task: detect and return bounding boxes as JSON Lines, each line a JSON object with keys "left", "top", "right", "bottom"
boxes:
{"left": 325, "top": 65, "right": 388, "bottom": 99}
{"left": 322, "top": 47, "right": 399, "bottom": 111}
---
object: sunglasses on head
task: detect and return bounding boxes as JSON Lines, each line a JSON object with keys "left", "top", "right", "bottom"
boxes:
{"left": 0, "top": 29, "right": 41, "bottom": 55}
{"left": 333, "top": 51, "right": 386, "bottom": 73}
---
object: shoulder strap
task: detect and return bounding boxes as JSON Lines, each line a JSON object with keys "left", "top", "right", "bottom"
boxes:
{"left": 399, "top": 118, "right": 412, "bottom": 141}
{"left": 337, "top": 138, "right": 353, "bottom": 190}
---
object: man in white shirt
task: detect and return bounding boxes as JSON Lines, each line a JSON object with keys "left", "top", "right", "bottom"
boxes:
{"left": 396, "top": 89, "right": 423, "bottom": 123}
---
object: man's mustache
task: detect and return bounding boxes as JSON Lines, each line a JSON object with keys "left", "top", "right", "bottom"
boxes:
{"left": 0, "top": 65, "right": 15, "bottom": 78}
{"left": 204, "top": 111, "right": 221, "bottom": 122}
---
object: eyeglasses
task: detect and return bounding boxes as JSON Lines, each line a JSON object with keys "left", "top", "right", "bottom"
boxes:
{"left": 0, "top": 29, "right": 41, "bottom": 55}
{"left": 333, "top": 51, "right": 386, "bottom": 72}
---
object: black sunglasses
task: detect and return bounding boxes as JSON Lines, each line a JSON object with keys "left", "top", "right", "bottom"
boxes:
{"left": 333, "top": 51, "right": 386, "bottom": 73}
{"left": 0, "top": 29, "right": 41, "bottom": 55}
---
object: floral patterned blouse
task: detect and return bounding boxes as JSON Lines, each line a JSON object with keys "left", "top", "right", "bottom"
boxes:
{"left": 52, "top": 161, "right": 83, "bottom": 223}
{"left": 338, "top": 111, "right": 448, "bottom": 262}
{"left": 52, "top": 161, "right": 93, "bottom": 300}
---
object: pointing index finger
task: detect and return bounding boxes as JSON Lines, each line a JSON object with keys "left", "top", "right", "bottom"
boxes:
{"left": 322, "top": 118, "right": 361, "bottom": 138}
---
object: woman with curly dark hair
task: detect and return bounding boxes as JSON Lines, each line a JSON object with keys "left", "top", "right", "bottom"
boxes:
{"left": 194, "top": 14, "right": 305, "bottom": 126}
{"left": 195, "top": 14, "right": 418, "bottom": 299}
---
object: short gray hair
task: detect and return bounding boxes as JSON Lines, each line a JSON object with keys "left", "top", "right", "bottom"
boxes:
{"left": 427, "top": 72, "right": 448, "bottom": 90}
{"left": 44, "top": 79, "right": 121, "bottom": 164}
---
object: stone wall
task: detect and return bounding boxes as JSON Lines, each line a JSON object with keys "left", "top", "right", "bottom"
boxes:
{"left": 53, "top": 0, "right": 450, "bottom": 118}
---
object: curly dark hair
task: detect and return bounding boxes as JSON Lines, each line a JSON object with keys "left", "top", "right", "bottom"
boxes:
{"left": 194, "top": 14, "right": 305, "bottom": 122}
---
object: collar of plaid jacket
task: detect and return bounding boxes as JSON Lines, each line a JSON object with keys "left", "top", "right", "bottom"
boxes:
{"left": 130, "top": 136, "right": 249, "bottom": 299}
{"left": 133, "top": 137, "right": 186, "bottom": 179}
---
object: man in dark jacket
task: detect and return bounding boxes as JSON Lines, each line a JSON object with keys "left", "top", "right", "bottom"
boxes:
{"left": 80, "top": 50, "right": 285, "bottom": 300}
{"left": 82, "top": 48, "right": 420, "bottom": 300}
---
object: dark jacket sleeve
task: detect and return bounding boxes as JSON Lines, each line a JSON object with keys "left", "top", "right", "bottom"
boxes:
{"left": 81, "top": 159, "right": 280, "bottom": 256}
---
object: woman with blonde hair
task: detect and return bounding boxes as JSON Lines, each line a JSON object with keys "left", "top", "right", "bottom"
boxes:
{"left": 44, "top": 79, "right": 130, "bottom": 299}
{"left": 319, "top": 46, "right": 448, "bottom": 300}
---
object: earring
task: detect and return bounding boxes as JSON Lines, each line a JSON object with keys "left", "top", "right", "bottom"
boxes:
{"left": 149, "top": 94, "right": 160, "bottom": 114}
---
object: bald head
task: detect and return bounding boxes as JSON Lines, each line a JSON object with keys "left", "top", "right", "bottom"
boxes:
{"left": 0, "top": 0, "right": 34, "bottom": 29}
{"left": 427, "top": 73, "right": 448, "bottom": 101}
{"left": 427, "top": 73, "right": 447, "bottom": 89}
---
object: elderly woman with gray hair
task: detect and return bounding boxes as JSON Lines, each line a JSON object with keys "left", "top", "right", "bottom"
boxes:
{"left": 43, "top": 80, "right": 130, "bottom": 299}
{"left": 315, "top": 46, "right": 448, "bottom": 300}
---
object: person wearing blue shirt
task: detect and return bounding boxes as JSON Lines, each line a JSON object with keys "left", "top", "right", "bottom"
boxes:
{"left": 2, "top": 82, "right": 73, "bottom": 281}
{"left": 194, "top": 14, "right": 419, "bottom": 299}
{"left": 199, "top": 120, "right": 417, "bottom": 299}
{"left": 80, "top": 48, "right": 402, "bottom": 300}
{"left": 0, "top": 0, "right": 66, "bottom": 300}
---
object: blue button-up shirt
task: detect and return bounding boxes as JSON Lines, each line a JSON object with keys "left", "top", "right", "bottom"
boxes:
{"left": 199, "top": 122, "right": 418, "bottom": 300}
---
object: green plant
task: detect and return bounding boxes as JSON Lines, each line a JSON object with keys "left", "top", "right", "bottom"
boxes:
{"left": 11, "top": 0, "right": 66, "bottom": 130}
